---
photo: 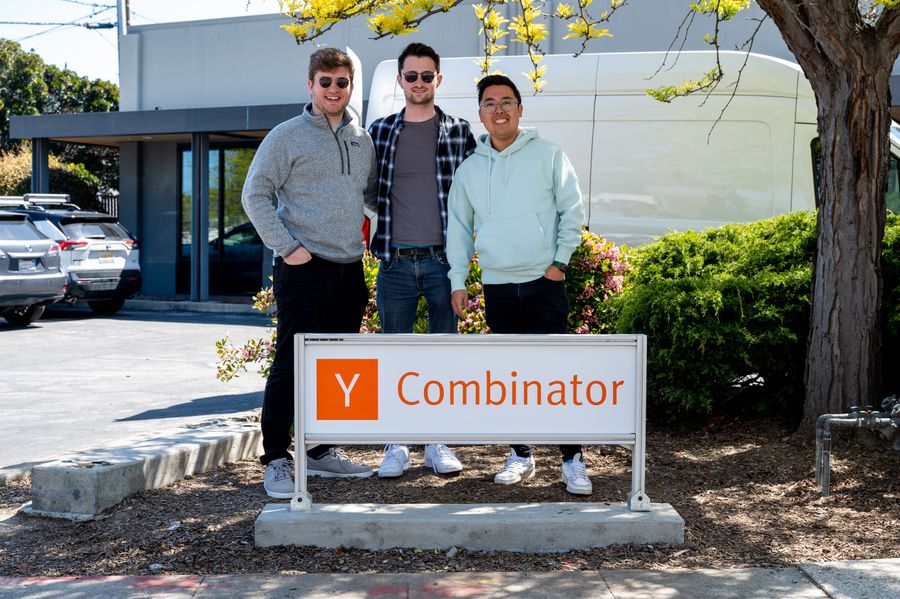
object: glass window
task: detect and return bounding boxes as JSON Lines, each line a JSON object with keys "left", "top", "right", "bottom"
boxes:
{"left": 0, "top": 219, "right": 44, "bottom": 241}
{"left": 60, "top": 220, "right": 126, "bottom": 240}
{"left": 887, "top": 154, "right": 900, "bottom": 215}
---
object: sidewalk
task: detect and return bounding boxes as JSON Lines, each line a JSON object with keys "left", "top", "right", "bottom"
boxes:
{"left": 1, "top": 560, "right": 898, "bottom": 598}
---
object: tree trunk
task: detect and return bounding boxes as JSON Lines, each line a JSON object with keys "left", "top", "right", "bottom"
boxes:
{"left": 800, "top": 63, "right": 892, "bottom": 430}
{"left": 754, "top": 0, "right": 897, "bottom": 432}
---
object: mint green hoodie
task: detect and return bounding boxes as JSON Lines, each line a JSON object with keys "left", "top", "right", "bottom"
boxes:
{"left": 446, "top": 127, "right": 585, "bottom": 291}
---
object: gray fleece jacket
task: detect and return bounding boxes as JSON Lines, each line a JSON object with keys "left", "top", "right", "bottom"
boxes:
{"left": 241, "top": 104, "right": 377, "bottom": 263}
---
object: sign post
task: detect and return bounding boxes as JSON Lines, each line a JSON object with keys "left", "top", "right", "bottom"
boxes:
{"left": 291, "top": 334, "right": 650, "bottom": 512}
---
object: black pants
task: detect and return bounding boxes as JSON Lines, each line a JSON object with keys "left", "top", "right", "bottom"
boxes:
{"left": 260, "top": 256, "right": 368, "bottom": 465}
{"left": 483, "top": 275, "right": 581, "bottom": 461}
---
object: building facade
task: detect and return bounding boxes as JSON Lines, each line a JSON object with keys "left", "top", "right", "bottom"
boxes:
{"left": 11, "top": 1, "right": 898, "bottom": 300}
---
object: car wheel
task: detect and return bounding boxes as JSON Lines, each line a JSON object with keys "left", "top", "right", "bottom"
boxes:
{"left": 87, "top": 298, "right": 126, "bottom": 315}
{"left": 2, "top": 305, "right": 46, "bottom": 326}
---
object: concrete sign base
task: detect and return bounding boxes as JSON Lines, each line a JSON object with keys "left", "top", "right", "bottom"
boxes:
{"left": 255, "top": 502, "right": 684, "bottom": 552}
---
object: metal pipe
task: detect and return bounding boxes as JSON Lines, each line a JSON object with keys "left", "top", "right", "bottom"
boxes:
{"left": 816, "top": 411, "right": 895, "bottom": 496}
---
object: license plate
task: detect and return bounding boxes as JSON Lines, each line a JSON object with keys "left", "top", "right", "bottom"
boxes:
{"left": 17, "top": 259, "right": 36, "bottom": 272}
{"left": 99, "top": 251, "right": 115, "bottom": 263}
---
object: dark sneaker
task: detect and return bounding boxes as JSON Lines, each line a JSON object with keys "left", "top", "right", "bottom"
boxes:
{"left": 307, "top": 448, "right": 374, "bottom": 478}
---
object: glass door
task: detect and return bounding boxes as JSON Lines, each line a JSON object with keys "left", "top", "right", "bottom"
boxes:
{"left": 177, "top": 145, "right": 259, "bottom": 296}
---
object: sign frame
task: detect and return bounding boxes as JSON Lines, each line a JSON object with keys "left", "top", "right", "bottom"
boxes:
{"left": 290, "top": 334, "right": 650, "bottom": 512}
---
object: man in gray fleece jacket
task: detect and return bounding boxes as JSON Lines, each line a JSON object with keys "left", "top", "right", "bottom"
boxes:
{"left": 241, "top": 47, "right": 378, "bottom": 499}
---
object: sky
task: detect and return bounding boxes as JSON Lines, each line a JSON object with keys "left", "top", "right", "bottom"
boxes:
{"left": 0, "top": 0, "right": 280, "bottom": 84}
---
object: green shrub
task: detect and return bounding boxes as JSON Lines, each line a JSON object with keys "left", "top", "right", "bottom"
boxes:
{"left": 0, "top": 149, "right": 102, "bottom": 210}
{"left": 615, "top": 211, "right": 817, "bottom": 422}
{"left": 882, "top": 213, "right": 900, "bottom": 395}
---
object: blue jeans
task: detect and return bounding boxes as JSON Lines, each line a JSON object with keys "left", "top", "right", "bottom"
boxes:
{"left": 376, "top": 250, "right": 457, "bottom": 333}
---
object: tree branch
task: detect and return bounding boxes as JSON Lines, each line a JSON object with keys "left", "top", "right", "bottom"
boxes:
{"left": 875, "top": 5, "right": 900, "bottom": 62}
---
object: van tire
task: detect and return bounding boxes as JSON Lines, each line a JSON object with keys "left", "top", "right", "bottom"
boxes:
{"left": 88, "top": 298, "right": 125, "bottom": 315}
{"left": 2, "top": 305, "right": 45, "bottom": 326}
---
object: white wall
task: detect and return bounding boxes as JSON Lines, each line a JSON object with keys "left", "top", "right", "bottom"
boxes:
{"left": 118, "top": 1, "right": 791, "bottom": 112}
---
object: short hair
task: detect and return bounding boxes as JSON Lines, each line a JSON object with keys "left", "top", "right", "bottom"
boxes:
{"left": 477, "top": 74, "right": 522, "bottom": 105}
{"left": 308, "top": 47, "right": 354, "bottom": 81}
{"left": 397, "top": 42, "right": 440, "bottom": 74}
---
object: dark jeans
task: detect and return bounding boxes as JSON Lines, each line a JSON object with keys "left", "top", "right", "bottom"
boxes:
{"left": 260, "top": 255, "right": 368, "bottom": 465}
{"left": 376, "top": 249, "right": 457, "bottom": 333}
{"left": 484, "top": 275, "right": 581, "bottom": 461}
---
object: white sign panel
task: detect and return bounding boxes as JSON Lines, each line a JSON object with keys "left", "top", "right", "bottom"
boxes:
{"left": 292, "top": 333, "right": 651, "bottom": 511}
{"left": 298, "top": 334, "right": 645, "bottom": 445}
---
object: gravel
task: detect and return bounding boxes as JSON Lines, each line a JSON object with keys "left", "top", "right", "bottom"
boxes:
{"left": 1, "top": 415, "right": 898, "bottom": 576}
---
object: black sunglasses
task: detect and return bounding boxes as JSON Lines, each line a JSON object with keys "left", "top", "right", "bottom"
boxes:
{"left": 317, "top": 76, "right": 350, "bottom": 89}
{"left": 402, "top": 71, "right": 436, "bottom": 84}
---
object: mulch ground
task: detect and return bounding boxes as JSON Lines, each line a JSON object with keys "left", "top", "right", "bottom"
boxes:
{"left": 1, "top": 415, "right": 898, "bottom": 576}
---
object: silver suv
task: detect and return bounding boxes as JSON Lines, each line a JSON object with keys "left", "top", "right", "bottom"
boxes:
{"left": 0, "top": 209, "right": 67, "bottom": 325}
{"left": 10, "top": 195, "right": 142, "bottom": 315}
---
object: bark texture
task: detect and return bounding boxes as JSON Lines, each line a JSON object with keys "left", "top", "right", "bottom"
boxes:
{"left": 755, "top": 0, "right": 900, "bottom": 430}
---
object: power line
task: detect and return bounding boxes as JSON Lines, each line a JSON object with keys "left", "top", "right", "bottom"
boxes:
{"left": 58, "top": 0, "right": 116, "bottom": 7}
{"left": 1, "top": 20, "right": 114, "bottom": 29}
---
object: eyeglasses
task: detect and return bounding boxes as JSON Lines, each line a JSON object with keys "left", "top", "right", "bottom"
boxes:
{"left": 402, "top": 71, "right": 436, "bottom": 84}
{"left": 479, "top": 99, "right": 519, "bottom": 113}
{"left": 317, "top": 76, "right": 350, "bottom": 89}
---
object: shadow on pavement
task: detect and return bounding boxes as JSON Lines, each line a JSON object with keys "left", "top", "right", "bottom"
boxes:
{"left": 116, "top": 391, "right": 263, "bottom": 421}
{"left": 42, "top": 304, "right": 270, "bottom": 327}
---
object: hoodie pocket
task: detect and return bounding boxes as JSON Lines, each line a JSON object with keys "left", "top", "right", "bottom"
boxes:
{"left": 475, "top": 213, "right": 550, "bottom": 272}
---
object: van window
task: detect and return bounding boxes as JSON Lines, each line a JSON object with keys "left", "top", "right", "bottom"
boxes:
{"left": 811, "top": 137, "right": 900, "bottom": 213}
{"left": 888, "top": 155, "right": 900, "bottom": 214}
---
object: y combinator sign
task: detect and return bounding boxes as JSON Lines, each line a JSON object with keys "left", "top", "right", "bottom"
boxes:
{"left": 298, "top": 335, "right": 646, "bottom": 445}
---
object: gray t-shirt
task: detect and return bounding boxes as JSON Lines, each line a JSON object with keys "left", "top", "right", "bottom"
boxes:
{"left": 389, "top": 115, "right": 442, "bottom": 246}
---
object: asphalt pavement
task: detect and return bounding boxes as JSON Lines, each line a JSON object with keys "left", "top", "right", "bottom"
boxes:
{"left": 0, "top": 301, "right": 269, "bottom": 480}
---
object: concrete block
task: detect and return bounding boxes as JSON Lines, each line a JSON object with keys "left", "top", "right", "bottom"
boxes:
{"left": 255, "top": 502, "right": 684, "bottom": 552}
{"left": 27, "top": 416, "right": 261, "bottom": 518}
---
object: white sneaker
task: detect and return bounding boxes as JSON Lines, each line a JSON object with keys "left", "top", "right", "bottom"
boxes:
{"left": 307, "top": 448, "right": 374, "bottom": 478}
{"left": 493, "top": 448, "right": 536, "bottom": 485}
{"left": 263, "top": 457, "right": 294, "bottom": 499}
{"left": 378, "top": 444, "right": 411, "bottom": 478}
{"left": 424, "top": 444, "right": 463, "bottom": 474}
{"left": 562, "top": 453, "right": 593, "bottom": 495}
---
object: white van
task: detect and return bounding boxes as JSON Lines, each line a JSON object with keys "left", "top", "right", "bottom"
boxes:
{"left": 366, "top": 51, "right": 900, "bottom": 246}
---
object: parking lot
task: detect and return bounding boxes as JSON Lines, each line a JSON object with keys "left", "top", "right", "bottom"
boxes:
{"left": 0, "top": 304, "right": 269, "bottom": 477}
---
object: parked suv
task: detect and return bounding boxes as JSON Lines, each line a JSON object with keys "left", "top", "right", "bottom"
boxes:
{"left": 10, "top": 195, "right": 142, "bottom": 315}
{"left": 0, "top": 209, "right": 67, "bottom": 325}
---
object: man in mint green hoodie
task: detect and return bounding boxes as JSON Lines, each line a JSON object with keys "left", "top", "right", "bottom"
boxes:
{"left": 446, "top": 74, "right": 591, "bottom": 496}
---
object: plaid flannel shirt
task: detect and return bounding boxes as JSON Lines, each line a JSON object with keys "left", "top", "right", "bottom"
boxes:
{"left": 368, "top": 106, "right": 477, "bottom": 262}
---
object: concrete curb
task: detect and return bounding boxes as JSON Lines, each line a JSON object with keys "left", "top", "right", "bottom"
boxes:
{"left": 25, "top": 412, "right": 261, "bottom": 519}
{"left": 124, "top": 299, "right": 261, "bottom": 315}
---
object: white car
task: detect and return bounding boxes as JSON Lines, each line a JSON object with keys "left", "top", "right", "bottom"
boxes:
{"left": 12, "top": 197, "right": 141, "bottom": 315}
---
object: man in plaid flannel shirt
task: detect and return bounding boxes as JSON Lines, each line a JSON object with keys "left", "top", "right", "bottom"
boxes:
{"left": 368, "top": 42, "right": 476, "bottom": 479}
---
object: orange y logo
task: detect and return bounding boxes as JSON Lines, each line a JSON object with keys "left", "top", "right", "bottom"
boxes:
{"left": 316, "top": 359, "right": 378, "bottom": 420}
